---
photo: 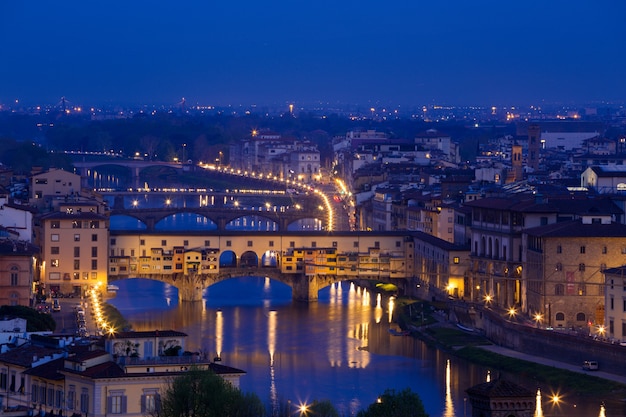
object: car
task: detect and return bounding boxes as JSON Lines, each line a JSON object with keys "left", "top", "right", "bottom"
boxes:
{"left": 582, "top": 360, "right": 599, "bottom": 371}
{"left": 52, "top": 299, "right": 61, "bottom": 312}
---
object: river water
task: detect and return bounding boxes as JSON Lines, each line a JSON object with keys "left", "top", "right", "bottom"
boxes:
{"left": 106, "top": 277, "right": 618, "bottom": 417}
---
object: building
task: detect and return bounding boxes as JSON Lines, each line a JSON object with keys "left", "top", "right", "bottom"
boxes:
{"left": 581, "top": 165, "right": 626, "bottom": 193}
{"left": 36, "top": 201, "right": 109, "bottom": 297}
{"left": 0, "top": 331, "right": 246, "bottom": 417}
{"left": 413, "top": 231, "right": 470, "bottom": 300}
{"left": 466, "top": 378, "right": 535, "bottom": 417}
{"left": 30, "top": 169, "right": 81, "bottom": 208}
{"left": 0, "top": 196, "right": 36, "bottom": 242}
{"left": 524, "top": 218, "right": 626, "bottom": 330}
{"left": 465, "top": 193, "right": 622, "bottom": 311}
{"left": 602, "top": 266, "right": 626, "bottom": 343}
{"left": 0, "top": 237, "right": 38, "bottom": 307}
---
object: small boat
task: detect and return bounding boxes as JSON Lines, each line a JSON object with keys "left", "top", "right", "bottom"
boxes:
{"left": 107, "top": 284, "right": 120, "bottom": 292}
{"left": 456, "top": 323, "right": 474, "bottom": 332}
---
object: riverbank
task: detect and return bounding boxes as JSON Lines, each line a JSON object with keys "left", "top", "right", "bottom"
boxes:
{"left": 397, "top": 298, "right": 626, "bottom": 401}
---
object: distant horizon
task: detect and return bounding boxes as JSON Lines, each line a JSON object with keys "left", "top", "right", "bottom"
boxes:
{"left": 1, "top": 96, "right": 623, "bottom": 111}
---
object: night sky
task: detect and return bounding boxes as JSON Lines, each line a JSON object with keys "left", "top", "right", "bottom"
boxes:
{"left": 1, "top": 1, "right": 625, "bottom": 107}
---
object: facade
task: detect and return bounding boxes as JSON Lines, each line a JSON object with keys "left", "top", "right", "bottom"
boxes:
{"left": 604, "top": 266, "right": 626, "bottom": 343}
{"left": 581, "top": 165, "right": 626, "bottom": 193}
{"left": 0, "top": 332, "right": 246, "bottom": 417}
{"left": 0, "top": 196, "right": 35, "bottom": 242}
{"left": 524, "top": 218, "right": 626, "bottom": 330}
{"left": 413, "top": 231, "right": 470, "bottom": 299}
{"left": 466, "top": 194, "right": 622, "bottom": 310}
{"left": 36, "top": 201, "right": 109, "bottom": 297}
{"left": 466, "top": 379, "right": 535, "bottom": 417}
{"left": 0, "top": 238, "right": 38, "bottom": 307}
{"left": 30, "top": 169, "right": 81, "bottom": 208}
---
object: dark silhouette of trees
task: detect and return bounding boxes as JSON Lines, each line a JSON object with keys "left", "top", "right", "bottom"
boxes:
{"left": 153, "top": 367, "right": 266, "bottom": 417}
{"left": 356, "top": 388, "right": 428, "bottom": 417}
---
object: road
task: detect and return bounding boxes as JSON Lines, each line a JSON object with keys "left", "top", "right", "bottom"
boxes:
{"left": 478, "top": 345, "right": 626, "bottom": 385}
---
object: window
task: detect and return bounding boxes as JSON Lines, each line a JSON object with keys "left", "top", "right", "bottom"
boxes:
{"left": 92, "top": 247, "right": 98, "bottom": 257}
{"left": 67, "top": 387, "right": 75, "bottom": 409}
{"left": 576, "top": 312, "right": 586, "bottom": 321}
{"left": 290, "top": 241, "right": 295, "bottom": 248}
{"left": 311, "top": 241, "right": 317, "bottom": 248}
{"left": 108, "top": 391, "right": 127, "bottom": 414}
{"left": 110, "top": 238, "right": 116, "bottom": 245}
{"left": 603, "top": 246, "right": 608, "bottom": 254}
{"left": 74, "top": 247, "right": 80, "bottom": 257}
{"left": 580, "top": 246, "right": 586, "bottom": 254}
{"left": 579, "top": 263, "right": 585, "bottom": 272}
{"left": 226, "top": 240, "right": 232, "bottom": 247}
{"left": 51, "top": 234, "right": 59, "bottom": 242}
{"left": 80, "top": 388, "right": 89, "bottom": 413}
{"left": 374, "top": 241, "right": 380, "bottom": 248}
{"left": 554, "top": 284, "right": 564, "bottom": 295}
{"left": 555, "top": 263, "right": 562, "bottom": 271}
{"left": 183, "top": 240, "right": 189, "bottom": 246}
{"left": 610, "top": 297, "right": 614, "bottom": 310}
{"left": 72, "top": 221, "right": 82, "bottom": 229}
{"left": 90, "top": 221, "right": 99, "bottom": 229}
{"left": 10, "top": 266, "right": 18, "bottom": 286}
{"left": 453, "top": 257, "right": 460, "bottom": 264}
{"left": 353, "top": 241, "right": 359, "bottom": 248}
{"left": 91, "top": 260, "right": 98, "bottom": 269}
{"left": 51, "top": 246, "right": 60, "bottom": 254}
{"left": 31, "top": 383, "right": 38, "bottom": 402}
{"left": 74, "top": 260, "right": 80, "bottom": 270}
{"left": 270, "top": 241, "right": 275, "bottom": 247}
{"left": 556, "top": 245, "right": 562, "bottom": 254}
{"left": 555, "top": 312, "right": 565, "bottom": 321}
{"left": 91, "top": 272, "right": 97, "bottom": 280}
{"left": 51, "top": 259, "right": 59, "bottom": 268}
{"left": 141, "top": 391, "right": 160, "bottom": 413}
{"left": 92, "top": 234, "right": 98, "bottom": 242}
{"left": 248, "top": 240, "right": 253, "bottom": 247}
{"left": 161, "top": 240, "right": 167, "bottom": 246}
{"left": 51, "top": 221, "right": 60, "bottom": 229}
{"left": 204, "top": 240, "right": 211, "bottom": 246}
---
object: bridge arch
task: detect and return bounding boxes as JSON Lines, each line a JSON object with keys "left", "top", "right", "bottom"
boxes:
{"left": 225, "top": 214, "right": 279, "bottom": 231}
{"left": 240, "top": 251, "right": 259, "bottom": 268}
{"left": 154, "top": 213, "right": 218, "bottom": 231}
{"left": 219, "top": 251, "right": 237, "bottom": 267}
{"left": 110, "top": 214, "right": 148, "bottom": 230}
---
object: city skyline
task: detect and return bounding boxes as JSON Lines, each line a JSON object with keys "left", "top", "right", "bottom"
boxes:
{"left": 1, "top": 1, "right": 625, "bottom": 108}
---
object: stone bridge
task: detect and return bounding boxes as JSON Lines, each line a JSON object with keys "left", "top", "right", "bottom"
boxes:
{"left": 108, "top": 266, "right": 396, "bottom": 302}
{"left": 109, "top": 206, "right": 326, "bottom": 231}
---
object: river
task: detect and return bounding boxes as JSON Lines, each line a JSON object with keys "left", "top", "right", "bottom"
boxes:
{"left": 106, "top": 277, "right": 617, "bottom": 417}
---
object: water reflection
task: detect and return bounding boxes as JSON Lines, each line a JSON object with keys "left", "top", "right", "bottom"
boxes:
{"left": 108, "top": 278, "right": 617, "bottom": 417}
{"left": 443, "top": 360, "right": 455, "bottom": 417}
{"left": 535, "top": 389, "right": 543, "bottom": 417}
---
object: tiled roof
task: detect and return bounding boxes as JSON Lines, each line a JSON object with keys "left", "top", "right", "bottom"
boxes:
{"left": 466, "top": 379, "right": 535, "bottom": 398}
{"left": 66, "top": 349, "right": 109, "bottom": 363}
{"left": 0, "top": 346, "right": 64, "bottom": 368}
{"left": 23, "top": 358, "right": 65, "bottom": 380}
{"left": 525, "top": 220, "right": 626, "bottom": 238}
{"left": 63, "top": 361, "right": 126, "bottom": 379}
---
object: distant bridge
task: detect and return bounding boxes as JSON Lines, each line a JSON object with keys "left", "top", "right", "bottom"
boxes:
{"left": 109, "top": 206, "right": 326, "bottom": 231}
{"left": 73, "top": 160, "right": 184, "bottom": 188}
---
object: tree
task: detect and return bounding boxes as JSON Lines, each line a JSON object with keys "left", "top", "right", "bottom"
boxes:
{"left": 356, "top": 388, "right": 428, "bottom": 417}
{"left": 154, "top": 367, "right": 266, "bottom": 417}
{"left": 308, "top": 400, "right": 340, "bottom": 417}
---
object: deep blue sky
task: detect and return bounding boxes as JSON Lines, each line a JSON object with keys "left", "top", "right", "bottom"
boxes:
{"left": 1, "top": 1, "right": 625, "bottom": 107}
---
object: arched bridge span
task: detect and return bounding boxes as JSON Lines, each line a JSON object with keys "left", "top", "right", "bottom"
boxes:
{"left": 109, "top": 206, "right": 325, "bottom": 231}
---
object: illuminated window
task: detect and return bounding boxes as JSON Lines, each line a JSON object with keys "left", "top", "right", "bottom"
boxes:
{"left": 453, "top": 257, "right": 460, "bottom": 264}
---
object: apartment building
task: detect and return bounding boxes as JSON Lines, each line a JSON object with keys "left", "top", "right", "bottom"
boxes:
{"left": 37, "top": 201, "right": 109, "bottom": 297}
{"left": 0, "top": 237, "right": 38, "bottom": 307}
{"left": 604, "top": 266, "right": 626, "bottom": 343}
{"left": 524, "top": 218, "right": 626, "bottom": 330}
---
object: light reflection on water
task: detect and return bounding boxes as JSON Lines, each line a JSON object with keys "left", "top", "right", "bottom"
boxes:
{"left": 108, "top": 278, "right": 622, "bottom": 417}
